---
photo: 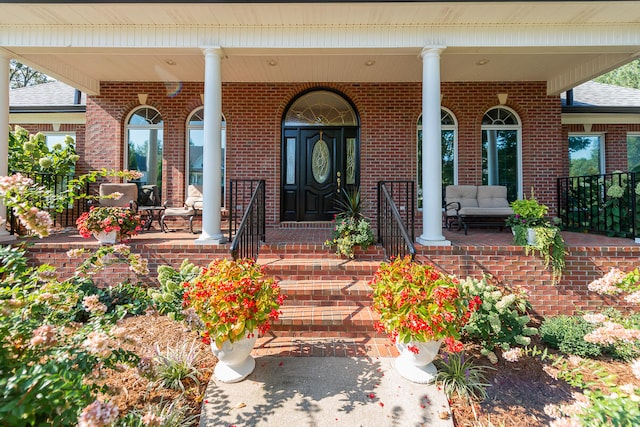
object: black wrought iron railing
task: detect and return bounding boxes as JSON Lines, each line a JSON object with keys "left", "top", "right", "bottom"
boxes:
{"left": 557, "top": 171, "right": 638, "bottom": 238}
{"left": 377, "top": 181, "right": 416, "bottom": 260}
{"left": 229, "top": 180, "right": 266, "bottom": 260}
{"left": 7, "top": 171, "right": 89, "bottom": 235}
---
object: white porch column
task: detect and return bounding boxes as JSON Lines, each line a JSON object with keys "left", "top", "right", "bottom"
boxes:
{"left": 417, "top": 46, "right": 450, "bottom": 246}
{"left": 196, "top": 47, "right": 226, "bottom": 244}
{"left": 0, "top": 52, "right": 15, "bottom": 242}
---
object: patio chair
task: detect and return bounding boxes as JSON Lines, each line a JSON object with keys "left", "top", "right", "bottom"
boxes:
{"left": 91, "top": 183, "right": 139, "bottom": 211}
{"left": 160, "top": 184, "right": 203, "bottom": 233}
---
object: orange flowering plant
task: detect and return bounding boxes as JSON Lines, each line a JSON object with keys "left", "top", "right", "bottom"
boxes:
{"left": 370, "top": 256, "right": 481, "bottom": 354}
{"left": 76, "top": 206, "right": 142, "bottom": 240}
{"left": 182, "top": 258, "right": 286, "bottom": 348}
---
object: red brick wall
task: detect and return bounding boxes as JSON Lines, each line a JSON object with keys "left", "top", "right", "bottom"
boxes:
{"left": 83, "top": 81, "right": 564, "bottom": 226}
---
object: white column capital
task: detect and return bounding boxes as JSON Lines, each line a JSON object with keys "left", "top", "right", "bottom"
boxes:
{"left": 201, "top": 46, "right": 224, "bottom": 58}
{"left": 420, "top": 46, "right": 446, "bottom": 59}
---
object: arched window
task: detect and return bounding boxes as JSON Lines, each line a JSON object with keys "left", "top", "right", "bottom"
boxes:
{"left": 283, "top": 90, "right": 358, "bottom": 126}
{"left": 417, "top": 108, "right": 458, "bottom": 208}
{"left": 481, "top": 106, "right": 522, "bottom": 201}
{"left": 186, "top": 108, "right": 226, "bottom": 202}
{"left": 125, "top": 107, "right": 163, "bottom": 194}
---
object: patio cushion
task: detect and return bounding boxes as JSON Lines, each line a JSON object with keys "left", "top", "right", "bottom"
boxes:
{"left": 477, "top": 185, "right": 511, "bottom": 209}
{"left": 163, "top": 206, "right": 196, "bottom": 216}
{"left": 185, "top": 184, "right": 203, "bottom": 210}
{"left": 99, "top": 183, "right": 139, "bottom": 208}
{"left": 445, "top": 185, "right": 478, "bottom": 216}
{"left": 459, "top": 207, "right": 514, "bottom": 217}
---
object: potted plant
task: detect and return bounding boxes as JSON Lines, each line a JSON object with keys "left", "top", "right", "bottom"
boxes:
{"left": 182, "top": 258, "right": 286, "bottom": 382}
{"left": 324, "top": 187, "right": 376, "bottom": 258}
{"left": 76, "top": 206, "right": 142, "bottom": 243}
{"left": 369, "top": 256, "right": 481, "bottom": 383}
{"left": 507, "top": 191, "right": 566, "bottom": 282}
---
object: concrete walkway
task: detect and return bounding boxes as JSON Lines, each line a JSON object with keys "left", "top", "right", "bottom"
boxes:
{"left": 200, "top": 356, "right": 454, "bottom": 427}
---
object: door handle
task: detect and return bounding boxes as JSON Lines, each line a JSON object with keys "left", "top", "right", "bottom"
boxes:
{"left": 337, "top": 172, "right": 341, "bottom": 193}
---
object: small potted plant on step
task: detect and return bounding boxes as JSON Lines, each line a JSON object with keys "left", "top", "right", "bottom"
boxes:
{"left": 182, "top": 258, "right": 286, "bottom": 383}
{"left": 370, "top": 256, "right": 481, "bottom": 384}
{"left": 324, "top": 187, "right": 376, "bottom": 259}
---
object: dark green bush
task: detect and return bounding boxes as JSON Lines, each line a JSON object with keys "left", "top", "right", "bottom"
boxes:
{"left": 540, "top": 315, "right": 602, "bottom": 358}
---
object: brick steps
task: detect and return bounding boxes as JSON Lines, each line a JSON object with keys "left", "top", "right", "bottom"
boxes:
{"left": 257, "top": 245, "right": 387, "bottom": 346}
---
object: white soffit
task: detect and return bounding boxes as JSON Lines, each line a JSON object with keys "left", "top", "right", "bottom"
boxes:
{"left": 1, "top": 2, "right": 640, "bottom": 94}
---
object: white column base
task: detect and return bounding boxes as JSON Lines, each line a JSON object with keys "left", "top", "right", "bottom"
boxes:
{"left": 416, "top": 235, "right": 451, "bottom": 246}
{"left": 195, "top": 233, "right": 227, "bottom": 245}
{"left": 635, "top": 237, "right": 640, "bottom": 244}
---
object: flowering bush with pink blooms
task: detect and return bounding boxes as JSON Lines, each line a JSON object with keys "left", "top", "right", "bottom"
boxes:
{"left": 76, "top": 206, "right": 142, "bottom": 241}
{"left": 183, "top": 258, "right": 286, "bottom": 348}
{"left": 369, "top": 256, "right": 480, "bottom": 354}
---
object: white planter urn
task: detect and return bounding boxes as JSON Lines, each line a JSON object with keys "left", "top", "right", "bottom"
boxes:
{"left": 211, "top": 331, "right": 258, "bottom": 383}
{"left": 526, "top": 228, "right": 538, "bottom": 245}
{"left": 93, "top": 230, "right": 117, "bottom": 244}
{"left": 394, "top": 340, "right": 442, "bottom": 384}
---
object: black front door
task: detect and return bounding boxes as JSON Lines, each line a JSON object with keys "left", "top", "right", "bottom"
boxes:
{"left": 282, "top": 127, "right": 358, "bottom": 221}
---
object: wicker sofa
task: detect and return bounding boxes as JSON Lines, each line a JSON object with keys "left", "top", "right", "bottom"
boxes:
{"left": 444, "top": 185, "right": 514, "bottom": 234}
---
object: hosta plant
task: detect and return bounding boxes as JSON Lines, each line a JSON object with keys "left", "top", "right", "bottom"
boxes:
{"left": 325, "top": 187, "right": 375, "bottom": 258}
{"left": 150, "top": 259, "right": 201, "bottom": 320}
{"left": 369, "top": 256, "right": 481, "bottom": 353}
{"left": 460, "top": 276, "right": 538, "bottom": 363}
{"left": 183, "top": 258, "right": 286, "bottom": 348}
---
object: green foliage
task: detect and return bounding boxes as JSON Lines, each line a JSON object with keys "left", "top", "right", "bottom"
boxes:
{"left": 435, "top": 352, "right": 494, "bottom": 401}
{"left": 325, "top": 187, "right": 376, "bottom": 258}
{"left": 540, "top": 316, "right": 602, "bottom": 358}
{"left": 0, "top": 245, "right": 142, "bottom": 426}
{"left": 370, "top": 256, "right": 475, "bottom": 350}
{"left": 460, "top": 276, "right": 537, "bottom": 356}
{"left": 579, "top": 388, "right": 640, "bottom": 427}
{"left": 9, "top": 125, "right": 78, "bottom": 176}
{"left": 594, "top": 58, "right": 640, "bottom": 89}
{"left": 512, "top": 225, "right": 566, "bottom": 283}
{"left": 9, "top": 60, "right": 51, "bottom": 89}
{"left": 153, "top": 340, "right": 203, "bottom": 392}
{"left": 150, "top": 259, "right": 201, "bottom": 321}
{"left": 508, "top": 191, "right": 548, "bottom": 228}
{"left": 114, "top": 398, "right": 200, "bottom": 427}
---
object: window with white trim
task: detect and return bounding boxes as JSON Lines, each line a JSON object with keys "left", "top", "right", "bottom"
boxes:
{"left": 568, "top": 134, "right": 605, "bottom": 176}
{"left": 627, "top": 133, "right": 640, "bottom": 173}
{"left": 481, "top": 106, "right": 522, "bottom": 201}
{"left": 126, "top": 107, "right": 164, "bottom": 193}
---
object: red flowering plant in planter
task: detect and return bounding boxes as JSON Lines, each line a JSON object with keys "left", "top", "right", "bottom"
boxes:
{"left": 370, "top": 256, "right": 481, "bottom": 354}
{"left": 76, "top": 206, "right": 142, "bottom": 241}
{"left": 182, "top": 258, "right": 286, "bottom": 349}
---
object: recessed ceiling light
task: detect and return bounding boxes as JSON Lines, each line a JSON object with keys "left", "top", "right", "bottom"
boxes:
{"left": 364, "top": 60, "right": 376, "bottom": 66}
{"left": 267, "top": 59, "right": 278, "bottom": 66}
{"left": 476, "top": 59, "right": 490, "bottom": 66}
{"left": 165, "top": 59, "right": 176, "bottom": 66}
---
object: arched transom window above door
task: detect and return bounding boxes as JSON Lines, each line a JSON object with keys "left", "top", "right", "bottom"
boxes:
{"left": 284, "top": 90, "right": 358, "bottom": 126}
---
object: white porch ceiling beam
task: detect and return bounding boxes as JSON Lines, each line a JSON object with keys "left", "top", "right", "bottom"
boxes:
{"left": 548, "top": 52, "right": 640, "bottom": 96}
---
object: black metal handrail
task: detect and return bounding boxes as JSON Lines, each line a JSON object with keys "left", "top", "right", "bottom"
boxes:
{"left": 7, "top": 171, "right": 89, "bottom": 235}
{"left": 230, "top": 180, "right": 266, "bottom": 260}
{"left": 557, "top": 171, "right": 637, "bottom": 238}
{"left": 377, "top": 181, "right": 416, "bottom": 260}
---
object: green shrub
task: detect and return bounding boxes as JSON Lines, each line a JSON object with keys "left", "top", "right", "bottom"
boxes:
{"left": 540, "top": 315, "right": 602, "bottom": 358}
{"left": 435, "top": 352, "right": 493, "bottom": 401}
{"left": 460, "top": 276, "right": 538, "bottom": 360}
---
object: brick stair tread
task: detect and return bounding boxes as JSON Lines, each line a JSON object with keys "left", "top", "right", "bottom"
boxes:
{"left": 253, "top": 334, "right": 399, "bottom": 358}
{"left": 273, "top": 305, "right": 379, "bottom": 327}
{"left": 260, "top": 257, "right": 382, "bottom": 273}
{"left": 278, "top": 279, "right": 372, "bottom": 295}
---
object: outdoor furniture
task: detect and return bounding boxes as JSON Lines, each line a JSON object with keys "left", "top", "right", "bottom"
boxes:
{"left": 137, "top": 184, "right": 163, "bottom": 230}
{"left": 160, "top": 184, "right": 203, "bottom": 233}
{"left": 92, "top": 183, "right": 139, "bottom": 211}
{"left": 445, "top": 185, "right": 514, "bottom": 234}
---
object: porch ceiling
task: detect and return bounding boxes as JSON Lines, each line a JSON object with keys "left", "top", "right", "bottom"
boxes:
{"left": 2, "top": 2, "right": 640, "bottom": 95}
